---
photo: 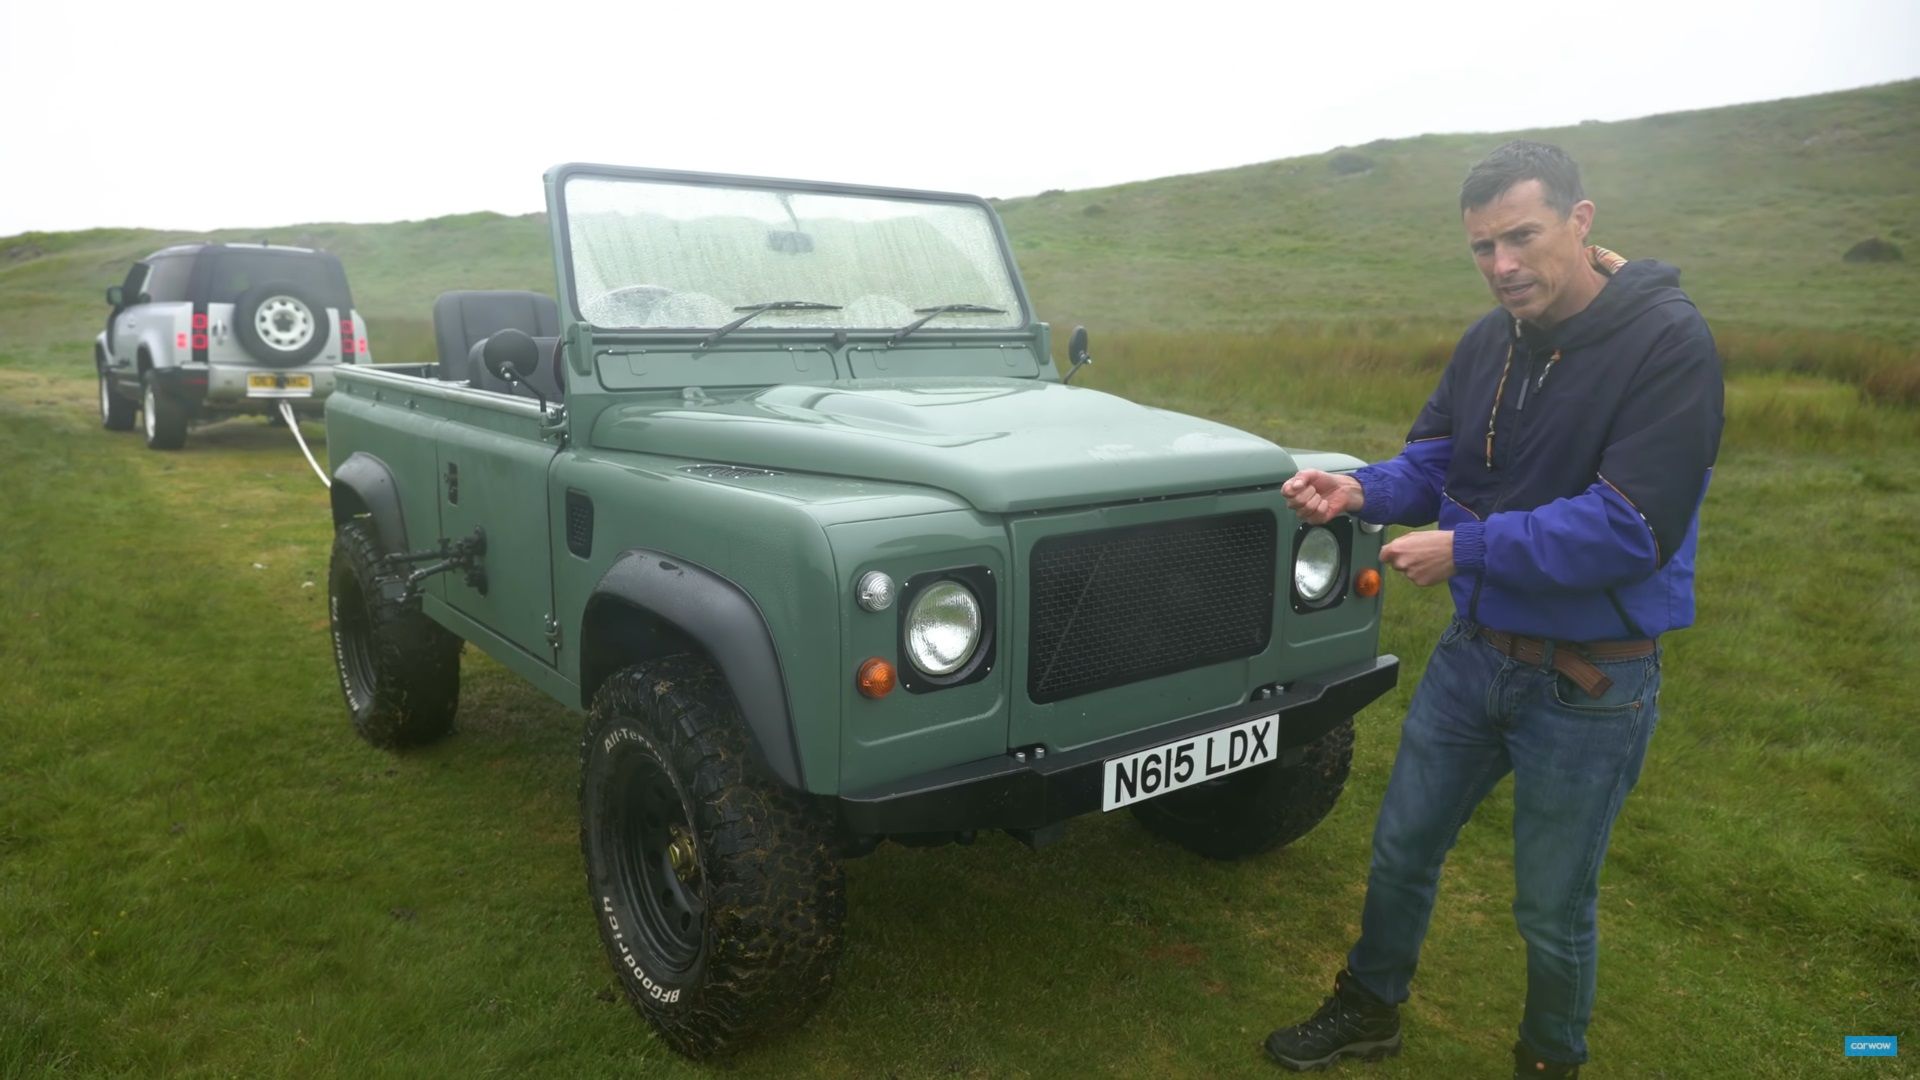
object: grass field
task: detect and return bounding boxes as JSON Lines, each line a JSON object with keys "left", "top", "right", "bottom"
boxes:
{"left": 2, "top": 82, "right": 1917, "bottom": 1077}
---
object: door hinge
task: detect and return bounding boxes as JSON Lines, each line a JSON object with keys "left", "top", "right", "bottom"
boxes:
{"left": 543, "top": 614, "right": 563, "bottom": 651}
{"left": 444, "top": 461, "right": 459, "bottom": 505}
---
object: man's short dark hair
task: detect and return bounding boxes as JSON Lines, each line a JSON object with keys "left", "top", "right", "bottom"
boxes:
{"left": 1460, "top": 140, "right": 1585, "bottom": 217}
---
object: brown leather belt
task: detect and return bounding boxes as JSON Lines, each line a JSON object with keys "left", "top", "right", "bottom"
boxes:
{"left": 1478, "top": 629, "right": 1656, "bottom": 698}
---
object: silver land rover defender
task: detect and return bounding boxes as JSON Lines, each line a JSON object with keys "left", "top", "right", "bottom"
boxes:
{"left": 95, "top": 243, "right": 371, "bottom": 449}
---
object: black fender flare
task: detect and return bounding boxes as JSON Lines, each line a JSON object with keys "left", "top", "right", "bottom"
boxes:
{"left": 330, "top": 452, "right": 408, "bottom": 552}
{"left": 584, "top": 550, "right": 804, "bottom": 790}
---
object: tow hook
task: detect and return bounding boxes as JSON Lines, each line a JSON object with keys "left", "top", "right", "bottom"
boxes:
{"left": 375, "top": 528, "right": 489, "bottom": 602}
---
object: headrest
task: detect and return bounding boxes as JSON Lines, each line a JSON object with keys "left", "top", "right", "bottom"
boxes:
{"left": 433, "top": 290, "right": 560, "bottom": 382}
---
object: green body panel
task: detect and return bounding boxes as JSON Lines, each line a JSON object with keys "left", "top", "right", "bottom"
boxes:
{"left": 323, "top": 164, "right": 1392, "bottom": 806}
{"left": 589, "top": 376, "right": 1293, "bottom": 514}
{"left": 826, "top": 512, "right": 1012, "bottom": 790}
{"left": 423, "top": 594, "right": 579, "bottom": 705}
{"left": 542, "top": 449, "right": 846, "bottom": 792}
{"left": 327, "top": 383, "right": 450, "bottom": 604}
{"left": 432, "top": 394, "right": 560, "bottom": 660}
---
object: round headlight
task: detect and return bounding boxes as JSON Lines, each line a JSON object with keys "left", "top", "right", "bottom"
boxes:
{"left": 1294, "top": 527, "right": 1342, "bottom": 603}
{"left": 905, "top": 580, "right": 982, "bottom": 676}
{"left": 856, "top": 570, "right": 896, "bottom": 612}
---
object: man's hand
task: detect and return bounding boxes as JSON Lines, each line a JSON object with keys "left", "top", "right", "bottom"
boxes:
{"left": 1380, "top": 530, "right": 1456, "bottom": 587}
{"left": 1282, "top": 469, "right": 1364, "bottom": 525}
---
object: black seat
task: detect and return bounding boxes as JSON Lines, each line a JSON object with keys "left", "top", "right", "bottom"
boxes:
{"left": 468, "top": 335, "right": 564, "bottom": 403}
{"left": 432, "top": 290, "right": 560, "bottom": 383}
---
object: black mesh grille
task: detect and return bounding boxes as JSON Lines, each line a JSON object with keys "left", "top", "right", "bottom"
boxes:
{"left": 565, "top": 490, "right": 593, "bottom": 558}
{"left": 1027, "top": 511, "right": 1276, "bottom": 704}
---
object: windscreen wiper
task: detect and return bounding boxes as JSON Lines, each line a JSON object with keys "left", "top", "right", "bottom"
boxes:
{"left": 699, "top": 300, "right": 842, "bottom": 350}
{"left": 885, "top": 303, "right": 1009, "bottom": 347}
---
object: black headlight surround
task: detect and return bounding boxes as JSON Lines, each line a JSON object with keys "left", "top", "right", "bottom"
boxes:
{"left": 1291, "top": 519, "right": 1353, "bottom": 614}
{"left": 896, "top": 565, "right": 998, "bottom": 693}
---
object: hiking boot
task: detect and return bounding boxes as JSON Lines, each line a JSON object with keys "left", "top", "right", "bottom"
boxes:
{"left": 1264, "top": 968, "right": 1402, "bottom": 1071}
{"left": 1513, "top": 1040, "right": 1580, "bottom": 1078}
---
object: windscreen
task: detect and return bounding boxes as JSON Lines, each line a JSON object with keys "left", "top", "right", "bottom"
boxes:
{"left": 206, "top": 252, "right": 353, "bottom": 308}
{"left": 563, "top": 175, "right": 1025, "bottom": 331}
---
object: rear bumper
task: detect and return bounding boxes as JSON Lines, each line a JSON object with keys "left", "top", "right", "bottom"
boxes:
{"left": 202, "top": 363, "right": 340, "bottom": 408}
{"left": 836, "top": 655, "right": 1399, "bottom": 835}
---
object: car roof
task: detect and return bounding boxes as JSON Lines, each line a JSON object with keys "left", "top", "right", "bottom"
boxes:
{"left": 145, "top": 242, "right": 333, "bottom": 259}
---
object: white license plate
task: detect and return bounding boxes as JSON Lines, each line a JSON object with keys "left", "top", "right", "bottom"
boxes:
{"left": 1102, "top": 713, "right": 1279, "bottom": 811}
{"left": 246, "top": 373, "right": 313, "bottom": 398}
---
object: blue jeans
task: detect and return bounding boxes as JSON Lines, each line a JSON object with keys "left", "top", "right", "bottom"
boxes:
{"left": 1346, "top": 616, "right": 1661, "bottom": 1065}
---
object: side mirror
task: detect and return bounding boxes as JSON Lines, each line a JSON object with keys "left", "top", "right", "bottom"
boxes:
{"left": 1064, "top": 325, "right": 1093, "bottom": 384}
{"left": 482, "top": 328, "right": 540, "bottom": 383}
{"left": 106, "top": 285, "right": 123, "bottom": 307}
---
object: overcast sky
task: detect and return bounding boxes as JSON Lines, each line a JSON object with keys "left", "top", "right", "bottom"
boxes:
{"left": 2, "top": 0, "right": 1914, "bottom": 238}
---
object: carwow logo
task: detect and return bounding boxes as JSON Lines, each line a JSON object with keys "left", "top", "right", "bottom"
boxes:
{"left": 1845, "top": 1036, "right": 1897, "bottom": 1057}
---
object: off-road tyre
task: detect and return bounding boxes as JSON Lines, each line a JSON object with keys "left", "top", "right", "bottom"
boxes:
{"left": 141, "top": 372, "right": 187, "bottom": 450}
{"left": 581, "top": 656, "right": 845, "bottom": 1059}
{"left": 99, "top": 358, "right": 134, "bottom": 431}
{"left": 1131, "top": 716, "right": 1355, "bottom": 860}
{"left": 327, "top": 518, "right": 462, "bottom": 748}
{"left": 234, "top": 281, "right": 328, "bottom": 366}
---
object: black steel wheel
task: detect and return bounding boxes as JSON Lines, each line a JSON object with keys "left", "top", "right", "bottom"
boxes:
{"left": 607, "top": 744, "right": 706, "bottom": 975}
{"left": 1131, "top": 716, "right": 1355, "bottom": 860}
{"left": 581, "top": 655, "right": 844, "bottom": 1058}
{"left": 327, "top": 518, "right": 462, "bottom": 748}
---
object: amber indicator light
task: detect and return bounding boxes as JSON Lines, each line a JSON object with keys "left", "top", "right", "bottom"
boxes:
{"left": 1355, "top": 568, "right": 1382, "bottom": 599}
{"left": 856, "top": 657, "right": 897, "bottom": 698}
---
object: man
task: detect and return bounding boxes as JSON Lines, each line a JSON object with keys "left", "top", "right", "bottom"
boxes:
{"left": 1267, "top": 141, "right": 1723, "bottom": 1078}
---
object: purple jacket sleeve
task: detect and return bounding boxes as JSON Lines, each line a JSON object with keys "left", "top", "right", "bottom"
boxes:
{"left": 1452, "top": 317, "right": 1723, "bottom": 590}
{"left": 1352, "top": 438, "right": 1450, "bottom": 527}
{"left": 1351, "top": 350, "right": 1457, "bottom": 527}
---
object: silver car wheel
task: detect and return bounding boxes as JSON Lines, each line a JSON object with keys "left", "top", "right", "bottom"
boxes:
{"left": 143, "top": 382, "right": 157, "bottom": 440}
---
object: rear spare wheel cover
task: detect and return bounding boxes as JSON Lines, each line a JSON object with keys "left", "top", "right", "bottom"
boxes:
{"left": 255, "top": 295, "right": 316, "bottom": 353}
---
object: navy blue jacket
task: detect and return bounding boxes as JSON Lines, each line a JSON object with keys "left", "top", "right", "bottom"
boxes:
{"left": 1352, "top": 256, "right": 1724, "bottom": 641}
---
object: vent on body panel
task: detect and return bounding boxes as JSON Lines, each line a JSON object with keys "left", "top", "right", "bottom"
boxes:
{"left": 565, "top": 490, "right": 594, "bottom": 558}
{"left": 679, "top": 463, "right": 785, "bottom": 480}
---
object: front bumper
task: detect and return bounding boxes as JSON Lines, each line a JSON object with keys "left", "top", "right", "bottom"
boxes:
{"left": 836, "top": 655, "right": 1399, "bottom": 835}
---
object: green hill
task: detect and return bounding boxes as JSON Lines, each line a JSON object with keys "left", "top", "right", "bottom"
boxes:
{"left": 1004, "top": 79, "right": 1920, "bottom": 345}
{"left": 3, "top": 79, "right": 1916, "bottom": 368}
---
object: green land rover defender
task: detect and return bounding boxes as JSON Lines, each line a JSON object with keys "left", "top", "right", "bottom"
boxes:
{"left": 323, "top": 164, "right": 1399, "bottom": 1056}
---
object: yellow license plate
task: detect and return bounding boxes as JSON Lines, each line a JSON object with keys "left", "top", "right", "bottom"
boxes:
{"left": 246, "top": 373, "right": 313, "bottom": 397}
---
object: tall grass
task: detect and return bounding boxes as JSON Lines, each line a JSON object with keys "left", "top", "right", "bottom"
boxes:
{"left": 1085, "top": 327, "right": 1920, "bottom": 458}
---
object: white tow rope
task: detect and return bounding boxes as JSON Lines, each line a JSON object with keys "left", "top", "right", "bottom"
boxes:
{"left": 279, "top": 401, "right": 332, "bottom": 489}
